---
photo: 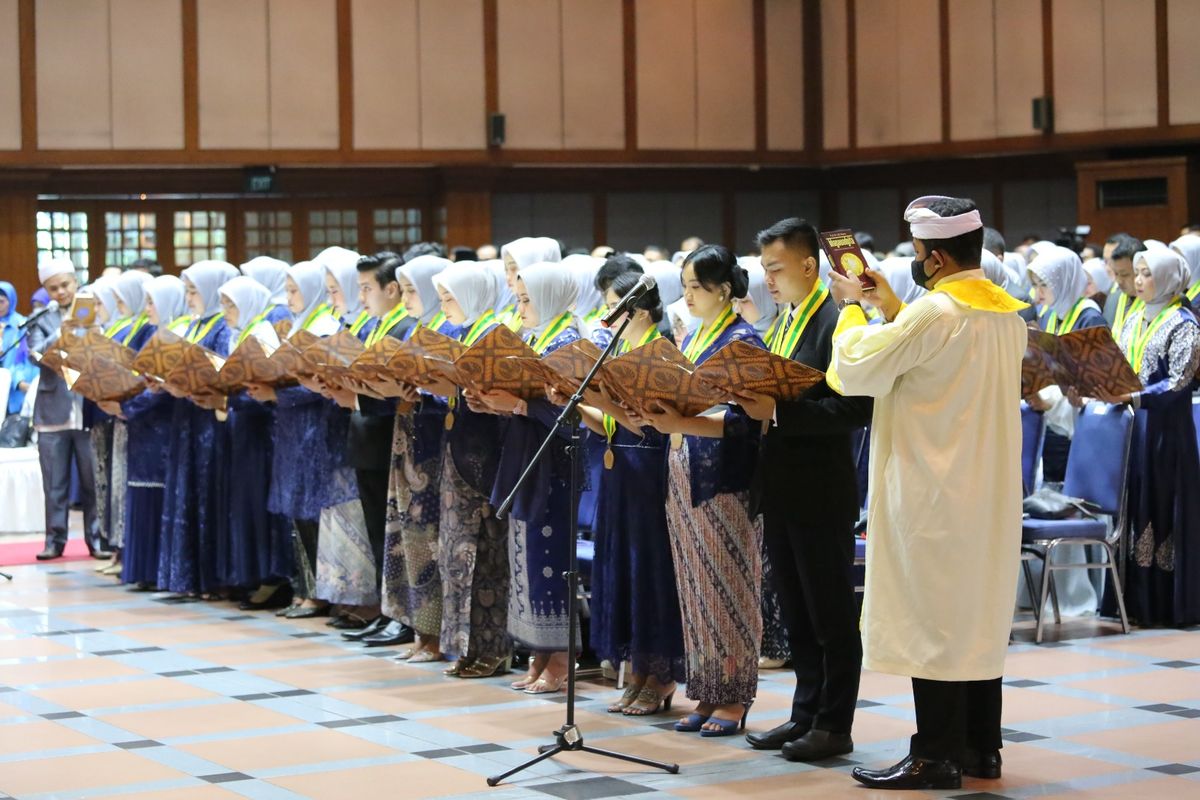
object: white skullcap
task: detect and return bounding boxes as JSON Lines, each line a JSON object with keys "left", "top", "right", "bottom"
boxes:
{"left": 903, "top": 196, "right": 983, "bottom": 240}
{"left": 39, "top": 257, "right": 75, "bottom": 284}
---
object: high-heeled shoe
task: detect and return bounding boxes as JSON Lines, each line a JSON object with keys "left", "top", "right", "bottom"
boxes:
{"left": 624, "top": 686, "right": 676, "bottom": 717}
{"left": 510, "top": 654, "right": 549, "bottom": 690}
{"left": 699, "top": 703, "right": 751, "bottom": 737}
{"left": 457, "top": 655, "right": 511, "bottom": 679}
{"left": 524, "top": 671, "right": 567, "bottom": 695}
{"left": 444, "top": 658, "right": 476, "bottom": 677}
{"left": 408, "top": 649, "right": 443, "bottom": 663}
{"left": 608, "top": 683, "right": 643, "bottom": 713}
{"left": 674, "top": 712, "right": 712, "bottom": 732}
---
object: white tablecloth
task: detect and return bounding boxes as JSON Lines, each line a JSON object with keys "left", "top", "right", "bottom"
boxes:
{"left": 0, "top": 446, "right": 44, "bottom": 533}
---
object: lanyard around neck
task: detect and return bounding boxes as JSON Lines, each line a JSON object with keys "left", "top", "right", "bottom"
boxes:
{"left": 460, "top": 311, "right": 497, "bottom": 346}
{"left": 104, "top": 316, "right": 131, "bottom": 339}
{"left": 1114, "top": 294, "right": 1144, "bottom": 333}
{"left": 299, "top": 302, "right": 333, "bottom": 333}
{"left": 366, "top": 303, "right": 409, "bottom": 346}
{"left": 347, "top": 309, "right": 370, "bottom": 336}
{"left": 1129, "top": 301, "right": 1181, "bottom": 372}
{"left": 529, "top": 311, "right": 573, "bottom": 354}
{"left": 119, "top": 312, "right": 149, "bottom": 346}
{"left": 1048, "top": 298, "right": 1086, "bottom": 335}
{"left": 616, "top": 324, "right": 660, "bottom": 356}
{"left": 425, "top": 311, "right": 447, "bottom": 332}
{"left": 235, "top": 308, "right": 273, "bottom": 346}
{"left": 167, "top": 315, "right": 192, "bottom": 335}
{"left": 767, "top": 283, "right": 827, "bottom": 357}
{"left": 186, "top": 312, "right": 223, "bottom": 344}
{"left": 683, "top": 305, "right": 735, "bottom": 363}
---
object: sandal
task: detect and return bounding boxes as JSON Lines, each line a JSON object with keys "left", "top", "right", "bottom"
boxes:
{"left": 624, "top": 685, "right": 676, "bottom": 717}
{"left": 510, "top": 653, "right": 549, "bottom": 690}
{"left": 444, "top": 658, "right": 475, "bottom": 676}
{"left": 408, "top": 649, "right": 443, "bottom": 663}
{"left": 608, "top": 683, "right": 644, "bottom": 713}
{"left": 699, "top": 703, "right": 752, "bottom": 738}
{"left": 674, "top": 712, "right": 711, "bottom": 732}
{"left": 524, "top": 671, "right": 567, "bottom": 695}
{"left": 457, "top": 655, "right": 511, "bottom": 679}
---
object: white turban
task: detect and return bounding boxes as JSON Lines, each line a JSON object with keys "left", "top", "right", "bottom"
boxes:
{"left": 432, "top": 263, "right": 499, "bottom": 325}
{"left": 39, "top": 256, "right": 76, "bottom": 285}
{"left": 903, "top": 196, "right": 983, "bottom": 240}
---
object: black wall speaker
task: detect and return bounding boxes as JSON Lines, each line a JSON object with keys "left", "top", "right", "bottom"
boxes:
{"left": 1032, "top": 97, "right": 1054, "bottom": 133}
{"left": 488, "top": 113, "right": 506, "bottom": 147}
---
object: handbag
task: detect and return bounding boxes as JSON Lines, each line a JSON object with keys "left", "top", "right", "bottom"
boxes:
{"left": 0, "top": 413, "right": 32, "bottom": 448}
{"left": 1022, "top": 487, "right": 1101, "bottom": 520}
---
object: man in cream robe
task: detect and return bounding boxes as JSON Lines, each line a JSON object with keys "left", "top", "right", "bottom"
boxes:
{"left": 825, "top": 196, "right": 1027, "bottom": 791}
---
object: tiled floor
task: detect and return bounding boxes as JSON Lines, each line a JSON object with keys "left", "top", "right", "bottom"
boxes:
{"left": 0, "top": 560, "right": 1198, "bottom": 800}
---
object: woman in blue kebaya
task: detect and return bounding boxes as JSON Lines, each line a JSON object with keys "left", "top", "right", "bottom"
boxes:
{"left": 0, "top": 281, "right": 36, "bottom": 417}
{"left": 158, "top": 261, "right": 237, "bottom": 596}
{"left": 635, "top": 245, "right": 765, "bottom": 736}
{"left": 248, "top": 261, "right": 341, "bottom": 618}
{"left": 469, "top": 261, "right": 581, "bottom": 694}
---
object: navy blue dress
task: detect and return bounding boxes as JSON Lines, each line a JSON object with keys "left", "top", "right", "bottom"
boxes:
{"left": 158, "top": 315, "right": 232, "bottom": 594}
{"left": 491, "top": 326, "right": 582, "bottom": 650}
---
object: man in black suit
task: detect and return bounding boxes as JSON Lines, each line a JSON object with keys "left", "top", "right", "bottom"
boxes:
{"left": 28, "top": 258, "right": 106, "bottom": 560}
{"left": 736, "top": 218, "right": 872, "bottom": 761}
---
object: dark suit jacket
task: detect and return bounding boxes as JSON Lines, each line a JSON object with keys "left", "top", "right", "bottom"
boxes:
{"left": 346, "top": 315, "right": 416, "bottom": 471}
{"left": 755, "top": 295, "right": 873, "bottom": 527}
{"left": 26, "top": 308, "right": 82, "bottom": 428}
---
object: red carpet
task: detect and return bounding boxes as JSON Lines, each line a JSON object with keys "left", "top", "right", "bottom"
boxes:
{"left": 0, "top": 538, "right": 94, "bottom": 566}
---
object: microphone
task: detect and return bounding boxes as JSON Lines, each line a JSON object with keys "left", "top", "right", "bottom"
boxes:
{"left": 599, "top": 274, "right": 656, "bottom": 329}
{"left": 19, "top": 300, "right": 59, "bottom": 329}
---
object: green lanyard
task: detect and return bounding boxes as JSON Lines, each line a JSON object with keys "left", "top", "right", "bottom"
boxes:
{"left": 528, "top": 311, "right": 574, "bottom": 354}
{"left": 425, "top": 311, "right": 447, "bottom": 331}
{"left": 298, "top": 302, "right": 333, "bottom": 333}
{"left": 235, "top": 308, "right": 274, "bottom": 346}
{"left": 616, "top": 324, "right": 660, "bottom": 356}
{"left": 1187, "top": 283, "right": 1200, "bottom": 302}
{"left": 1113, "top": 294, "right": 1144, "bottom": 334}
{"left": 347, "top": 310, "right": 371, "bottom": 336}
{"left": 461, "top": 311, "right": 497, "bottom": 346}
{"left": 1048, "top": 298, "right": 1086, "bottom": 335}
{"left": 499, "top": 304, "right": 522, "bottom": 332}
{"left": 683, "top": 305, "right": 735, "bottom": 363}
{"left": 185, "top": 312, "right": 224, "bottom": 344}
{"left": 584, "top": 307, "right": 604, "bottom": 324}
{"left": 1129, "top": 301, "right": 1181, "bottom": 372}
{"left": 366, "top": 304, "right": 409, "bottom": 347}
{"left": 104, "top": 316, "right": 131, "bottom": 339}
{"left": 167, "top": 315, "right": 192, "bottom": 335}
{"left": 119, "top": 312, "right": 149, "bottom": 346}
{"left": 766, "top": 283, "right": 828, "bottom": 357}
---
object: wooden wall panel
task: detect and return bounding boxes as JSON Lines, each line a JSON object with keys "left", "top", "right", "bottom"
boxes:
{"left": 948, "top": 0, "right": 995, "bottom": 141}
{"left": 1102, "top": 0, "right": 1155, "bottom": 129}
{"left": 350, "top": 0, "right": 420, "bottom": 149}
{"left": 0, "top": 0, "right": 19, "bottom": 150}
{"left": 418, "top": 0, "right": 486, "bottom": 149}
{"left": 1167, "top": 0, "right": 1200, "bottom": 124}
{"left": 110, "top": 0, "right": 184, "bottom": 149}
{"left": 36, "top": 0, "right": 111, "bottom": 149}
{"left": 635, "top": 0, "right": 696, "bottom": 149}
{"left": 197, "top": 0, "right": 269, "bottom": 149}
{"left": 267, "top": 0, "right": 339, "bottom": 149}
{"left": 993, "top": 0, "right": 1041, "bottom": 138}
{"left": 0, "top": 193, "right": 38, "bottom": 311}
{"left": 764, "top": 0, "right": 804, "bottom": 151}
{"left": 695, "top": 0, "right": 754, "bottom": 150}
{"left": 819, "top": 0, "right": 849, "bottom": 149}
{"left": 1052, "top": 0, "right": 1104, "bottom": 133}
{"left": 561, "top": 0, "right": 624, "bottom": 149}
{"left": 894, "top": 0, "right": 940, "bottom": 145}
{"left": 497, "top": 0, "right": 564, "bottom": 149}
{"left": 854, "top": 0, "right": 897, "bottom": 147}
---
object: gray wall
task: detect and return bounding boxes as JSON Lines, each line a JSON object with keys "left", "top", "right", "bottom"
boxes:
{"left": 606, "top": 192, "right": 723, "bottom": 254}
{"left": 491, "top": 192, "right": 594, "bottom": 252}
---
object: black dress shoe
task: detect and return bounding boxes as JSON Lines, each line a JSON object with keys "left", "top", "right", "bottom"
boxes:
{"left": 239, "top": 585, "right": 292, "bottom": 611}
{"left": 962, "top": 748, "right": 1002, "bottom": 779}
{"left": 361, "top": 619, "right": 415, "bottom": 647}
{"left": 36, "top": 546, "right": 64, "bottom": 561}
{"left": 781, "top": 729, "right": 854, "bottom": 762}
{"left": 852, "top": 755, "right": 962, "bottom": 790}
{"left": 342, "top": 616, "right": 389, "bottom": 641}
{"left": 746, "top": 721, "right": 809, "bottom": 750}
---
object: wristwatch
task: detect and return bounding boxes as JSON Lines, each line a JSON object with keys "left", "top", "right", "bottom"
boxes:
{"left": 839, "top": 299, "right": 862, "bottom": 311}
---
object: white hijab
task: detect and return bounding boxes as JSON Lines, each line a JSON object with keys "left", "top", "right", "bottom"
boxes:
{"left": 112, "top": 270, "right": 153, "bottom": 316}
{"left": 324, "top": 256, "right": 365, "bottom": 320}
{"left": 240, "top": 256, "right": 290, "bottom": 304}
{"left": 1135, "top": 248, "right": 1190, "bottom": 316}
{"left": 398, "top": 255, "right": 452, "bottom": 325}
{"left": 86, "top": 276, "right": 120, "bottom": 324}
{"left": 285, "top": 261, "right": 331, "bottom": 336}
{"left": 518, "top": 261, "right": 579, "bottom": 336}
{"left": 432, "top": 263, "right": 499, "bottom": 325}
{"left": 144, "top": 275, "right": 187, "bottom": 325}
{"left": 219, "top": 276, "right": 277, "bottom": 345}
{"left": 1003, "top": 251, "right": 1032, "bottom": 296}
{"left": 481, "top": 259, "right": 514, "bottom": 313}
{"left": 181, "top": 260, "right": 237, "bottom": 318}
{"left": 738, "top": 255, "right": 778, "bottom": 335}
{"left": 646, "top": 260, "right": 683, "bottom": 307}
{"left": 1028, "top": 246, "right": 1089, "bottom": 319}
{"left": 1083, "top": 257, "right": 1113, "bottom": 295}
{"left": 979, "top": 249, "right": 1010, "bottom": 291}
{"left": 1170, "top": 234, "right": 1200, "bottom": 288}
{"left": 501, "top": 237, "right": 561, "bottom": 270}
{"left": 564, "top": 254, "right": 606, "bottom": 318}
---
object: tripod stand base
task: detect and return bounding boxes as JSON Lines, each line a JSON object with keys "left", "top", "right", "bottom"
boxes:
{"left": 486, "top": 724, "right": 679, "bottom": 787}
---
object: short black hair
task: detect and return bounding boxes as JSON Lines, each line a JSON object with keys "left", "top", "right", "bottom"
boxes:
{"left": 403, "top": 242, "right": 445, "bottom": 261}
{"left": 854, "top": 231, "right": 875, "bottom": 253}
{"left": 129, "top": 258, "right": 163, "bottom": 277}
{"left": 1107, "top": 233, "right": 1142, "bottom": 262}
{"left": 982, "top": 227, "right": 1006, "bottom": 256}
{"left": 451, "top": 246, "right": 475, "bottom": 262}
{"left": 357, "top": 254, "right": 403, "bottom": 287}
{"left": 911, "top": 197, "right": 983, "bottom": 267}
{"left": 683, "top": 244, "right": 749, "bottom": 299}
{"left": 755, "top": 217, "right": 820, "bottom": 259}
{"left": 611, "top": 271, "right": 663, "bottom": 324}
{"left": 595, "top": 253, "right": 644, "bottom": 293}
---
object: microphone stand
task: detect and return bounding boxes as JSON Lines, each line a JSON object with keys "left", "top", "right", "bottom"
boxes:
{"left": 486, "top": 315, "right": 679, "bottom": 788}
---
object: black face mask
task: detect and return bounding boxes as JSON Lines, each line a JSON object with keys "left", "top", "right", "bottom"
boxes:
{"left": 911, "top": 255, "right": 934, "bottom": 290}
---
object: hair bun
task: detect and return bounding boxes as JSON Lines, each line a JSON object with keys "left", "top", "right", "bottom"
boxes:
{"left": 730, "top": 265, "right": 750, "bottom": 300}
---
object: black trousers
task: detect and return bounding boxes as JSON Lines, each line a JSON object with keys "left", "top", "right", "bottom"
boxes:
{"left": 911, "top": 677, "right": 1003, "bottom": 761}
{"left": 762, "top": 512, "right": 863, "bottom": 734}
{"left": 355, "top": 467, "right": 389, "bottom": 575}
{"left": 37, "top": 429, "right": 98, "bottom": 549}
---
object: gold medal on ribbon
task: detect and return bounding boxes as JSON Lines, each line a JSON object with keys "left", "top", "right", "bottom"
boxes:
{"left": 603, "top": 447, "right": 615, "bottom": 470}
{"left": 670, "top": 432, "right": 684, "bottom": 451}
{"left": 444, "top": 411, "right": 454, "bottom": 431}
